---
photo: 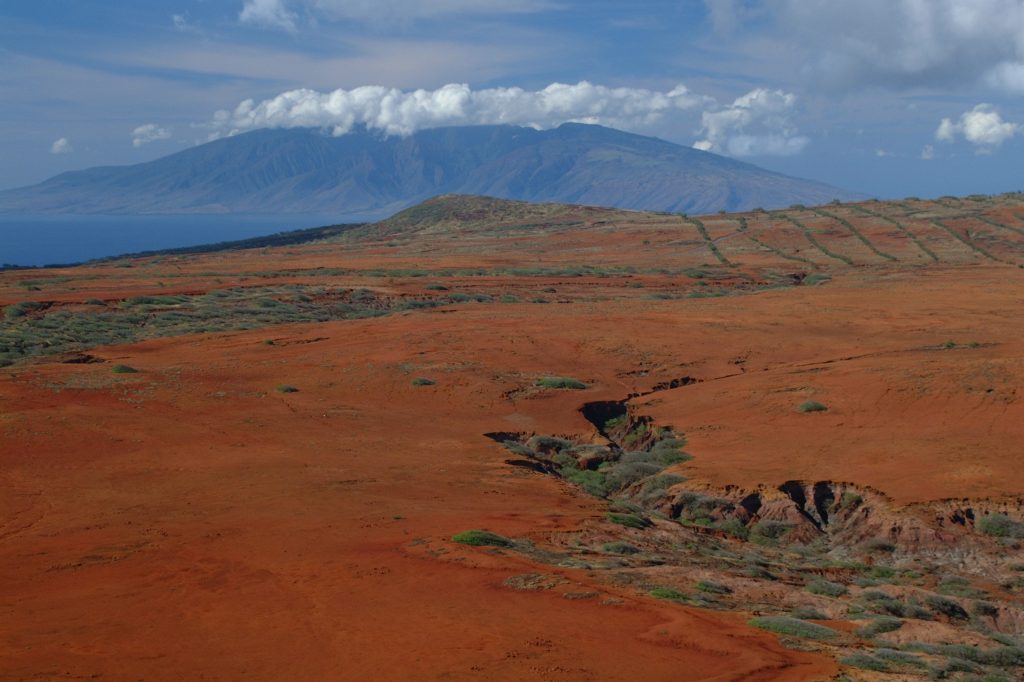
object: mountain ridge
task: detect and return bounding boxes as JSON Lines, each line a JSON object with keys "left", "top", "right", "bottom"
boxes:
{"left": 0, "top": 123, "right": 860, "bottom": 216}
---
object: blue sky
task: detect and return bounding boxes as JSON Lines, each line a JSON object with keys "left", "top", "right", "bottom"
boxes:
{"left": 2, "top": 0, "right": 1023, "bottom": 198}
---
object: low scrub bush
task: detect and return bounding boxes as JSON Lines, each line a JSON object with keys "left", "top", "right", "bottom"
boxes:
{"left": 797, "top": 400, "right": 828, "bottom": 413}
{"left": 696, "top": 580, "right": 732, "bottom": 595}
{"left": 275, "top": 384, "right": 299, "bottom": 393}
{"left": 411, "top": 377, "right": 435, "bottom": 386}
{"left": 650, "top": 587, "right": 687, "bottom": 601}
{"left": 452, "top": 530, "right": 512, "bottom": 547}
{"left": 977, "top": 513, "right": 1024, "bottom": 538}
{"left": 806, "top": 579, "right": 848, "bottom": 598}
{"left": 855, "top": 616, "right": 903, "bottom": 638}
{"left": 606, "top": 512, "right": 651, "bottom": 529}
{"left": 111, "top": 364, "right": 138, "bottom": 374}
{"left": 749, "top": 616, "right": 838, "bottom": 641}
{"left": 536, "top": 376, "right": 587, "bottom": 390}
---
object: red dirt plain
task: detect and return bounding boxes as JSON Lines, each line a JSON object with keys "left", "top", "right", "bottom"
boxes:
{"left": 3, "top": 194, "right": 1024, "bottom": 680}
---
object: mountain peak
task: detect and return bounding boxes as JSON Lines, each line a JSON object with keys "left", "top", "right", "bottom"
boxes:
{"left": 0, "top": 124, "right": 859, "bottom": 216}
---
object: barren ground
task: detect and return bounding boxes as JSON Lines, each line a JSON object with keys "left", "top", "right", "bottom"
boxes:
{"left": 3, "top": 194, "right": 1024, "bottom": 680}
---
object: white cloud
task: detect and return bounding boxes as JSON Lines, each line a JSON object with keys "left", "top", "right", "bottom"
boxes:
{"left": 172, "top": 13, "right": 202, "bottom": 35}
{"left": 921, "top": 144, "right": 935, "bottom": 160}
{"left": 209, "top": 81, "right": 709, "bottom": 136}
{"left": 719, "top": 0, "right": 1024, "bottom": 93}
{"left": 239, "top": 0, "right": 550, "bottom": 31}
{"left": 240, "top": 0, "right": 298, "bottom": 32}
{"left": 312, "top": 0, "right": 552, "bottom": 20}
{"left": 132, "top": 124, "right": 172, "bottom": 148}
{"left": 50, "top": 137, "right": 72, "bottom": 154}
{"left": 694, "top": 88, "right": 808, "bottom": 157}
{"left": 936, "top": 104, "right": 1019, "bottom": 147}
{"left": 205, "top": 81, "right": 809, "bottom": 157}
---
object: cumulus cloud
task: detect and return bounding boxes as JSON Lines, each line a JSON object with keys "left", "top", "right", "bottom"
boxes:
{"left": 936, "top": 104, "right": 1019, "bottom": 147}
{"left": 204, "top": 81, "right": 809, "bottom": 157}
{"left": 209, "top": 81, "right": 707, "bottom": 136}
{"left": 132, "top": 124, "right": 172, "bottom": 148}
{"left": 239, "top": 0, "right": 298, "bottom": 32}
{"left": 50, "top": 138, "right": 73, "bottom": 154}
{"left": 694, "top": 89, "right": 808, "bottom": 157}
{"left": 715, "top": 0, "right": 1024, "bottom": 93}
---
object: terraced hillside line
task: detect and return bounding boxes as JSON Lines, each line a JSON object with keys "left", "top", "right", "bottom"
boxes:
{"left": 745, "top": 232, "right": 816, "bottom": 266}
{"left": 812, "top": 208, "right": 897, "bottom": 262}
{"left": 683, "top": 216, "right": 733, "bottom": 267}
{"left": 778, "top": 214, "right": 854, "bottom": 266}
{"left": 849, "top": 205, "right": 939, "bottom": 262}
{"left": 971, "top": 213, "right": 1024, "bottom": 237}
{"left": 930, "top": 218, "right": 1010, "bottom": 264}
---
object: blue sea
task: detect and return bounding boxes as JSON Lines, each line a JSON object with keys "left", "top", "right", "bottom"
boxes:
{"left": 0, "top": 213, "right": 356, "bottom": 267}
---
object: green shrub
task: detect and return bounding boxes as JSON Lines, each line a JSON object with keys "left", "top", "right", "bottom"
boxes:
{"left": 696, "top": 580, "right": 732, "bottom": 595}
{"left": 452, "top": 530, "right": 512, "bottom": 547}
{"left": 562, "top": 468, "right": 610, "bottom": 497}
{"left": 855, "top": 616, "right": 903, "bottom": 638}
{"left": 749, "top": 616, "right": 838, "bottom": 640}
{"left": 790, "top": 606, "right": 827, "bottom": 620}
{"left": 925, "top": 594, "right": 968, "bottom": 620}
{"left": 977, "top": 513, "right": 1024, "bottom": 538}
{"left": 750, "top": 520, "right": 794, "bottom": 545}
{"left": 806, "top": 579, "right": 848, "bottom": 598}
{"left": 714, "top": 518, "right": 750, "bottom": 540}
{"left": 275, "top": 384, "right": 299, "bottom": 393}
{"left": 411, "top": 377, "right": 436, "bottom": 386}
{"left": 840, "top": 653, "right": 888, "bottom": 672}
{"left": 602, "top": 541, "right": 640, "bottom": 554}
{"left": 4, "top": 301, "right": 43, "bottom": 320}
{"left": 607, "top": 512, "right": 651, "bottom": 529}
{"left": 111, "top": 364, "right": 138, "bottom": 374}
{"left": 650, "top": 587, "right": 687, "bottom": 601}
{"left": 797, "top": 400, "right": 828, "bottom": 413}
{"left": 536, "top": 376, "right": 588, "bottom": 390}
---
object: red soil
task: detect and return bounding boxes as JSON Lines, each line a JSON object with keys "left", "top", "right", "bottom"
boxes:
{"left": 4, "top": 194, "right": 1024, "bottom": 679}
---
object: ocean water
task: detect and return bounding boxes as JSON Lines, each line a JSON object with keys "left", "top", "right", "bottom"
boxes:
{"left": 0, "top": 213, "right": 350, "bottom": 267}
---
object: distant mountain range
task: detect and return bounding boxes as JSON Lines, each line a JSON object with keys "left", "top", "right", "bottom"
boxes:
{"left": 0, "top": 123, "right": 859, "bottom": 216}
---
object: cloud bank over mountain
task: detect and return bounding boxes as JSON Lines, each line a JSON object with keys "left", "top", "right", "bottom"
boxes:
{"left": 206, "top": 81, "right": 807, "bottom": 158}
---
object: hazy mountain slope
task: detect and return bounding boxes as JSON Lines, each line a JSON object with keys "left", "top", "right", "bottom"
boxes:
{"left": 0, "top": 123, "right": 858, "bottom": 215}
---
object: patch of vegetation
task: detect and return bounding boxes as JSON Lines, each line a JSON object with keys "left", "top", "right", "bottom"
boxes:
{"left": 749, "top": 616, "right": 838, "bottom": 641}
{"left": 977, "top": 513, "right": 1024, "bottom": 539}
{"left": 696, "top": 580, "right": 732, "bottom": 595}
{"left": 602, "top": 541, "right": 640, "bottom": 555}
{"left": 806, "top": 579, "right": 848, "bottom": 598}
{"left": 855, "top": 616, "right": 904, "bottom": 638}
{"left": 750, "top": 520, "right": 794, "bottom": 546}
{"left": 536, "top": 376, "right": 588, "bottom": 390}
{"left": 797, "top": 400, "right": 828, "bottom": 413}
{"left": 275, "top": 385, "right": 299, "bottom": 393}
{"left": 925, "top": 594, "right": 969, "bottom": 620}
{"left": 411, "top": 377, "right": 436, "bottom": 386}
{"left": 840, "top": 653, "right": 889, "bottom": 672}
{"left": 110, "top": 364, "right": 138, "bottom": 374}
{"left": 607, "top": 512, "right": 651, "bottom": 529}
{"left": 650, "top": 587, "right": 687, "bottom": 601}
{"left": 452, "top": 530, "right": 512, "bottom": 547}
